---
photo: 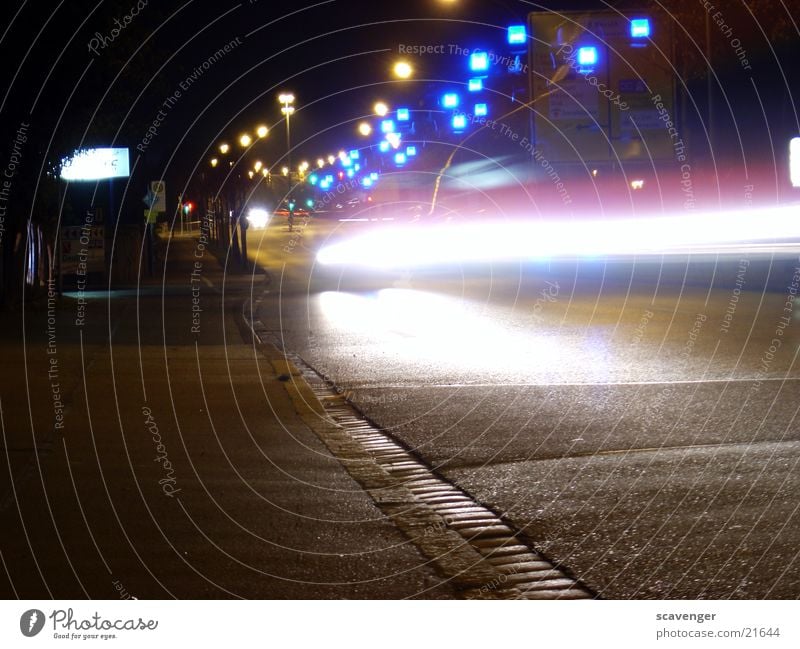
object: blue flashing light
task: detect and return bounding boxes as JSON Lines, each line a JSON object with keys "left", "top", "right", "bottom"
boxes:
{"left": 452, "top": 114, "right": 467, "bottom": 131}
{"left": 577, "top": 46, "right": 598, "bottom": 66}
{"left": 346, "top": 169, "right": 355, "bottom": 178}
{"left": 406, "top": 146, "right": 417, "bottom": 157}
{"left": 354, "top": 163, "right": 361, "bottom": 171}
{"left": 309, "top": 174, "right": 318, "bottom": 185}
{"left": 468, "top": 78, "right": 483, "bottom": 92}
{"left": 630, "top": 18, "right": 651, "bottom": 38}
{"left": 394, "top": 152, "right": 407, "bottom": 165}
{"left": 381, "top": 119, "right": 396, "bottom": 133}
{"left": 325, "top": 175, "right": 334, "bottom": 182}
{"left": 306, "top": 199, "right": 315, "bottom": 208}
{"left": 397, "top": 108, "right": 410, "bottom": 121}
{"left": 379, "top": 140, "right": 390, "bottom": 152}
{"left": 469, "top": 51, "right": 489, "bottom": 72}
{"left": 370, "top": 172, "right": 378, "bottom": 180}
{"left": 341, "top": 156, "right": 352, "bottom": 167}
{"left": 508, "top": 25, "right": 526, "bottom": 45}
{"left": 349, "top": 149, "right": 360, "bottom": 159}
{"left": 442, "top": 93, "right": 459, "bottom": 108}
{"left": 320, "top": 180, "right": 330, "bottom": 189}
{"left": 361, "top": 177, "right": 373, "bottom": 188}
{"left": 474, "top": 103, "right": 488, "bottom": 117}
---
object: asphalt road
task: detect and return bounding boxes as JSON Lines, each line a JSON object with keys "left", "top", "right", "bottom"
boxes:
{"left": 251, "top": 213, "right": 800, "bottom": 599}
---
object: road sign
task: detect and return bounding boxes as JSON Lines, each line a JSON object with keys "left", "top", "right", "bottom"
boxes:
{"left": 529, "top": 9, "right": 676, "bottom": 164}
{"left": 150, "top": 180, "right": 166, "bottom": 212}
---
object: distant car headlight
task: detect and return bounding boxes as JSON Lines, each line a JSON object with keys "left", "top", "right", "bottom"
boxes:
{"left": 246, "top": 208, "right": 270, "bottom": 229}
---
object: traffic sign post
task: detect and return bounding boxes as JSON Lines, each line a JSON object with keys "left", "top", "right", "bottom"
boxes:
{"left": 528, "top": 10, "right": 676, "bottom": 167}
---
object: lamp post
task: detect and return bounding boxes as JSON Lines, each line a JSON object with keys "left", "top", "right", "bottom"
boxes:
{"left": 278, "top": 93, "right": 296, "bottom": 168}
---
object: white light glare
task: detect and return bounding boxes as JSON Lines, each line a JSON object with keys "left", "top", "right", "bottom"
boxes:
{"left": 317, "top": 205, "right": 800, "bottom": 268}
{"left": 246, "top": 208, "right": 270, "bottom": 229}
{"left": 791, "top": 137, "right": 800, "bottom": 188}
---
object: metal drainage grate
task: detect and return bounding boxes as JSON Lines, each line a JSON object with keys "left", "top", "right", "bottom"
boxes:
{"left": 286, "top": 352, "right": 594, "bottom": 600}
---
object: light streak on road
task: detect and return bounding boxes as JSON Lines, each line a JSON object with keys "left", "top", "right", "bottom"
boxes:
{"left": 317, "top": 205, "right": 800, "bottom": 268}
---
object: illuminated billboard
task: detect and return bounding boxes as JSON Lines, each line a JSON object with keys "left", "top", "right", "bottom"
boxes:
{"left": 60, "top": 148, "right": 130, "bottom": 181}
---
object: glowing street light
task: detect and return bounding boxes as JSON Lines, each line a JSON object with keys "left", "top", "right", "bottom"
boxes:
{"left": 219, "top": 143, "right": 230, "bottom": 154}
{"left": 256, "top": 125, "right": 269, "bottom": 138}
{"left": 374, "top": 101, "right": 389, "bottom": 117}
{"left": 210, "top": 158, "right": 218, "bottom": 168}
{"left": 327, "top": 155, "right": 336, "bottom": 164}
{"left": 281, "top": 166, "right": 289, "bottom": 176}
{"left": 358, "top": 122, "right": 373, "bottom": 136}
{"left": 239, "top": 134, "right": 252, "bottom": 147}
{"left": 254, "top": 160, "right": 263, "bottom": 172}
{"left": 278, "top": 92, "right": 296, "bottom": 166}
{"left": 393, "top": 60, "right": 413, "bottom": 79}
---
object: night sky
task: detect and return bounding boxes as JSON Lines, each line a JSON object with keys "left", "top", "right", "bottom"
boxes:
{"left": 0, "top": 0, "right": 797, "bottom": 216}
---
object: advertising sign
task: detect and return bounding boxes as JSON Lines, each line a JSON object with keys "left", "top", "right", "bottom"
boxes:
{"left": 60, "top": 148, "right": 130, "bottom": 181}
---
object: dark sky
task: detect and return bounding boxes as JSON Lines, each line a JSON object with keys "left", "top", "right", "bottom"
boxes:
{"left": 0, "top": 0, "right": 797, "bottom": 211}
{"left": 0, "top": 1, "right": 612, "bottom": 173}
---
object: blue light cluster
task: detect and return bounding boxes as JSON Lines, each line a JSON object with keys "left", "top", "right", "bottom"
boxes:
{"left": 577, "top": 46, "right": 598, "bottom": 66}
{"left": 630, "top": 18, "right": 650, "bottom": 38}
{"left": 397, "top": 108, "right": 410, "bottom": 121}
{"left": 442, "top": 93, "right": 460, "bottom": 108}
{"left": 507, "top": 25, "right": 526, "bottom": 45}
{"left": 469, "top": 51, "right": 489, "bottom": 72}
{"left": 468, "top": 78, "right": 483, "bottom": 92}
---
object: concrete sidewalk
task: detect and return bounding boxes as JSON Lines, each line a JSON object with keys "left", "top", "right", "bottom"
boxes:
{"left": 0, "top": 233, "right": 452, "bottom": 599}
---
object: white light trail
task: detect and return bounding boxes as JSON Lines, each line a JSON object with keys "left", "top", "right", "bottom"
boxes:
{"left": 317, "top": 205, "right": 800, "bottom": 268}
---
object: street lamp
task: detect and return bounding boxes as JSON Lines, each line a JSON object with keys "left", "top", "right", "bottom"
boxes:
{"left": 374, "top": 101, "right": 389, "bottom": 117}
{"left": 210, "top": 158, "right": 218, "bottom": 168}
{"left": 254, "top": 160, "right": 263, "bottom": 172}
{"left": 358, "top": 122, "right": 373, "bottom": 136}
{"left": 393, "top": 60, "right": 413, "bottom": 79}
{"left": 256, "top": 125, "right": 269, "bottom": 138}
{"left": 317, "top": 158, "right": 325, "bottom": 168}
{"left": 239, "top": 134, "right": 252, "bottom": 147}
{"left": 219, "top": 143, "right": 230, "bottom": 154}
{"left": 278, "top": 92, "right": 296, "bottom": 166}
